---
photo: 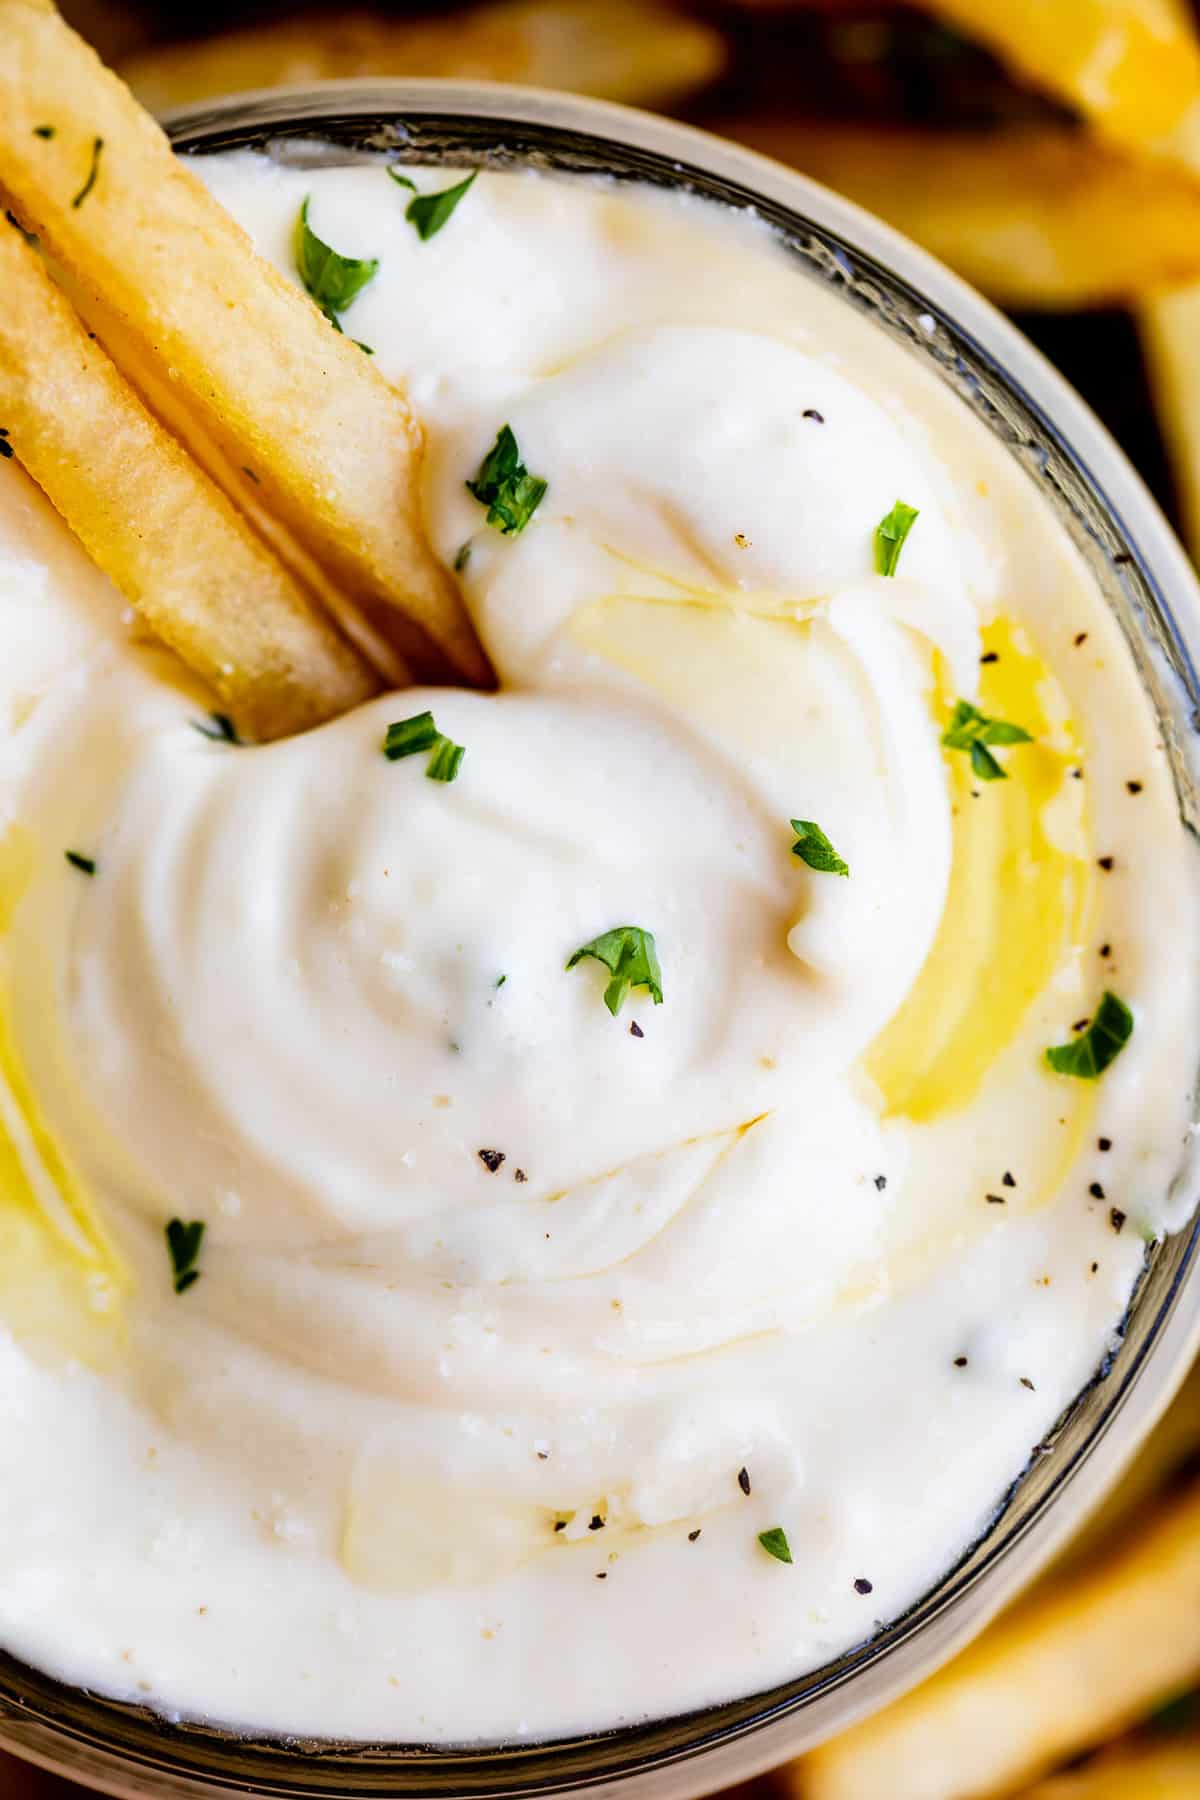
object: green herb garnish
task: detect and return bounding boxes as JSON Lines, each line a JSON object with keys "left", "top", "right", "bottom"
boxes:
{"left": 382, "top": 711, "right": 465, "bottom": 782}
{"left": 191, "top": 711, "right": 242, "bottom": 745}
{"left": 71, "top": 136, "right": 104, "bottom": 210}
{"left": 386, "top": 167, "right": 416, "bottom": 193}
{"left": 404, "top": 170, "right": 477, "bottom": 241}
{"left": 874, "top": 500, "right": 919, "bottom": 576}
{"left": 166, "top": 1218, "right": 205, "bottom": 1295}
{"left": 758, "top": 1527, "right": 793, "bottom": 1565}
{"left": 791, "top": 819, "right": 849, "bottom": 877}
{"left": 33, "top": 125, "right": 56, "bottom": 140}
{"left": 383, "top": 711, "right": 440, "bottom": 760}
{"left": 941, "top": 699, "right": 1033, "bottom": 782}
{"left": 427, "top": 737, "right": 465, "bottom": 782}
{"left": 64, "top": 850, "right": 96, "bottom": 875}
{"left": 466, "top": 425, "right": 547, "bottom": 535}
{"left": 1045, "top": 991, "right": 1133, "bottom": 1080}
{"left": 295, "top": 196, "right": 379, "bottom": 331}
{"left": 454, "top": 540, "right": 473, "bottom": 573}
{"left": 567, "top": 927, "right": 663, "bottom": 1018}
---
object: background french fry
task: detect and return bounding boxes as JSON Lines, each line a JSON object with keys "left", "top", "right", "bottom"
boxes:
{"left": 1140, "top": 287, "right": 1200, "bottom": 563}
{"left": 119, "top": 0, "right": 724, "bottom": 116}
{"left": 0, "top": 214, "right": 376, "bottom": 739}
{"left": 911, "top": 0, "right": 1200, "bottom": 165}
{"left": 0, "top": 0, "right": 490, "bottom": 691}
{"left": 1017, "top": 1735, "right": 1200, "bottom": 1798}
{"left": 786, "top": 1476, "right": 1200, "bottom": 1800}
{"left": 714, "top": 121, "right": 1200, "bottom": 309}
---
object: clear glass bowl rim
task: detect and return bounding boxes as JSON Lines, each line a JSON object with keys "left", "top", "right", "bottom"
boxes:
{"left": 3, "top": 77, "right": 1200, "bottom": 1800}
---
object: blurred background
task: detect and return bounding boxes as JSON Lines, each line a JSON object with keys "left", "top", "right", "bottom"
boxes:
{"left": 9, "top": 2, "right": 1200, "bottom": 1795}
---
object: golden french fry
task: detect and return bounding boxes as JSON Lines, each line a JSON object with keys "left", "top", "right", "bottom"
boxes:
{"left": 913, "top": 0, "right": 1200, "bottom": 165}
{"left": 1018, "top": 1735, "right": 1200, "bottom": 1798}
{"left": 785, "top": 1477, "right": 1200, "bottom": 1800}
{"left": 0, "top": 215, "right": 376, "bottom": 740}
{"left": 118, "top": 0, "right": 724, "bottom": 117}
{"left": 0, "top": 0, "right": 490, "bottom": 690}
{"left": 714, "top": 121, "right": 1200, "bottom": 309}
{"left": 1140, "top": 284, "right": 1200, "bottom": 564}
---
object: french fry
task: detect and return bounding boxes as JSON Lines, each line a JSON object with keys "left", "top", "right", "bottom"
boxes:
{"left": 913, "top": 0, "right": 1200, "bottom": 165}
{"left": 0, "top": 0, "right": 490, "bottom": 691}
{"left": 1140, "top": 284, "right": 1200, "bottom": 564}
{"left": 0, "top": 214, "right": 376, "bottom": 740}
{"left": 119, "top": 0, "right": 724, "bottom": 116}
{"left": 785, "top": 1476, "right": 1200, "bottom": 1800}
{"left": 1018, "top": 1735, "right": 1200, "bottom": 1798}
{"left": 714, "top": 121, "right": 1200, "bottom": 309}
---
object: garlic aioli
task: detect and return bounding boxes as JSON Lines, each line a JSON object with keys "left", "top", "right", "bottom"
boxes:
{"left": 0, "top": 152, "right": 1196, "bottom": 1745}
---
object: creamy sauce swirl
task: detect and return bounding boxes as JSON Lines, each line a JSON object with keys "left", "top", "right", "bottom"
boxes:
{"left": 0, "top": 154, "right": 1195, "bottom": 1744}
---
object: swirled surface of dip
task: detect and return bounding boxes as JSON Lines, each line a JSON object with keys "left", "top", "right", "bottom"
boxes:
{"left": 0, "top": 152, "right": 1197, "bottom": 1743}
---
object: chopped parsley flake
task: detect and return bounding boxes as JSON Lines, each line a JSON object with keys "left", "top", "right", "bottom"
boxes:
{"left": 295, "top": 196, "right": 379, "bottom": 331}
{"left": 427, "top": 737, "right": 465, "bottom": 783}
{"left": 64, "top": 850, "right": 96, "bottom": 875}
{"left": 466, "top": 425, "right": 547, "bottom": 535}
{"left": 874, "top": 500, "right": 919, "bottom": 576}
{"left": 567, "top": 927, "right": 662, "bottom": 1018}
{"left": 941, "top": 699, "right": 1033, "bottom": 782}
{"left": 454, "top": 541, "right": 473, "bottom": 573}
{"left": 165, "top": 1218, "right": 205, "bottom": 1294}
{"left": 71, "top": 136, "right": 103, "bottom": 209}
{"left": 382, "top": 711, "right": 465, "bottom": 782}
{"left": 1045, "top": 991, "right": 1133, "bottom": 1080}
{"left": 790, "top": 818, "right": 849, "bottom": 877}
{"left": 383, "top": 711, "right": 440, "bottom": 760}
{"left": 403, "top": 170, "right": 478, "bottom": 241}
{"left": 758, "top": 1527, "right": 793, "bottom": 1565}
{"left": 386, "top": 167, "right": 416, "bottom": 193}
{"left": 191, "top": 711, "right": 242, "bottom": 745}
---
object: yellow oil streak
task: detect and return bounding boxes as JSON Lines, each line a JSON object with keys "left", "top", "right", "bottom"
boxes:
{"left": 0, "top": 827, "right": 126, "bottom": 1363}
{"left": 864, "top": 618, "right": 1094, "bottom": 1131}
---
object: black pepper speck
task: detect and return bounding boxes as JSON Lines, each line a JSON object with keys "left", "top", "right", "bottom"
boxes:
{"left": 737, "top": 1467, "right": 751, "bottom": 1497}
{"left": 1019, "top": 1376, "right": 1036, "bottom": 1391}
{"left": 1089, "top": 1182, "right": 1105, "bottom": 1200}
{"left": 1002, "top": 1171, "right": 1016, "bottom": 1188}
{"left": 630, "top": 1021, "right": 644, "bottom": 1039}
{"left": 853, "top": 1577, "right": 873, "bottom": 1595}
{"left": 874, "top": 1174, "right": 887, "bottom": 1191}
{"left": 1110, "top": 1208, "right": 1127, "bottom": 1234}
{"left": 478, "top": 1149, "right": 506, "bottom": 1173}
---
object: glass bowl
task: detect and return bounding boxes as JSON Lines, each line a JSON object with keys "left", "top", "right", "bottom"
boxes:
{"left": 3, "top": 79, "right": 1200, "bottom": 1800}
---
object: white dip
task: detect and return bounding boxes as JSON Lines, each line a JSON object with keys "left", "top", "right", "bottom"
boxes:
{"left": 0, "top": 151, "right": 1196, "bottom": 1745}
